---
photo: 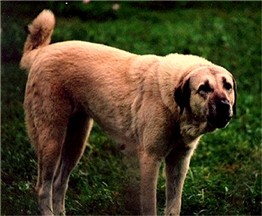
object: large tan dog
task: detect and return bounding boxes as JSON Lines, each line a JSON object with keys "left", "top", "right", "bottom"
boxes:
{"left": 20, "top": 10, "right": 236, "bottom": 215}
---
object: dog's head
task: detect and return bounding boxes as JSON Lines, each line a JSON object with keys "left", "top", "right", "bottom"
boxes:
{"left": 175, "top": 65, "right": 237, "bottom": 130}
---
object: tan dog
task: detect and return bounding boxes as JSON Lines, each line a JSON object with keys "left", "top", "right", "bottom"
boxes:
{"left": 20, "top": 10, "right": 236, "bottom": 215}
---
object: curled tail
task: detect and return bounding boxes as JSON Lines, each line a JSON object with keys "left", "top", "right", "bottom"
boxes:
{"left": 20, "top": 10, "right": 55, "bottom": 70}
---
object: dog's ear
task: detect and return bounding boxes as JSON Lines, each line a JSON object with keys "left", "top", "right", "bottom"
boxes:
{"left": 174, "top": 78, "right": 191, "bottom": 115}
{"left": 233, "top": 78, "right": 237, "bottom": 116}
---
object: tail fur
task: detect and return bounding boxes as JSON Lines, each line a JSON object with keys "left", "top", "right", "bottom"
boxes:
{"left": 20, "top": 10, "right": 55, "bottom": 70}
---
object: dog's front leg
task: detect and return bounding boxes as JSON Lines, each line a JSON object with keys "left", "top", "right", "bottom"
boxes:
{"left": 165, "top": 147, "right": 194, "bottom": 216}
{"left": 139, "top": 151, "right": 161, "bottom": 215}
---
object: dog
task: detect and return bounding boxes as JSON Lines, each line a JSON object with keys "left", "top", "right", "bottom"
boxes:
{"left": 20, "top": 10, "right": 236, "bottom": 215}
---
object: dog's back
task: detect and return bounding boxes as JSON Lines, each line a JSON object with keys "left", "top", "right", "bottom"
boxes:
{"left": 20, "top": 10, "right": 136, "bottom": 73}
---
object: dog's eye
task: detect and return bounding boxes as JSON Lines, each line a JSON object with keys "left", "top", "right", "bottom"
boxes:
{"left": 224, "top": 82, "right": 232, "bottom": 91}
{"left": 198, "top": 83, "right": 212, "bottom": 93}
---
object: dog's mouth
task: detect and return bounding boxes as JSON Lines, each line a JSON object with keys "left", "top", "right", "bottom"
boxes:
{"left": 207, "top": 115, "right": 232, "bottom": 129}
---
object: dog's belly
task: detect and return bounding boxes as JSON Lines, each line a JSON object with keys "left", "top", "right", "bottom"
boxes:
{"left": 90, "top": 107, "right": 135, "bottom": 143}
{"left": 63, "top": 73, "right": 138, "bottom": 145}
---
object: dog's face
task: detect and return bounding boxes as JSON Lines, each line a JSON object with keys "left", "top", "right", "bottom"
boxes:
{"left": 175, "top": 66, "right": 237, "bottom": 130}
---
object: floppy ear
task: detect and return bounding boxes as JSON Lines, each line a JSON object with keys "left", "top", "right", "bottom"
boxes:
{"left": 174, "top": 78, "right": 191, "bottom": 114}
{"left": 233, "top": 78, "right": 237, "bottom": 116}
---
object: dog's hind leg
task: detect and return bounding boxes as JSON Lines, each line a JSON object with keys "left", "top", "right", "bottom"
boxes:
{"left": 35, "top": 120, "right": 68, "bottom": 215}
{"left": 52, "top": 108, "right": 93, "bottom": 215}
{"left": 24, "top": 86, "right": 72, "bottom": 215}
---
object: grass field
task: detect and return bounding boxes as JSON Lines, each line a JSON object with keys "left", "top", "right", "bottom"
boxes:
{"left": 2, "top": 2, "right": 261, "bottom": 215}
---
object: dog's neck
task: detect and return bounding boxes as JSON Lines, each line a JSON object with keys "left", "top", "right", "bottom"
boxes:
{"left": 178, "top": 111, "right": 216, "bottom": 144}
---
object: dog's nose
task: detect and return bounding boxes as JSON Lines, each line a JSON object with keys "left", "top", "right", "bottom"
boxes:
{"left": 217, "top": 99, "right": 230, "bottom": 114}
{"left": 207, "top": 99, "right": 232, "bottom": 129}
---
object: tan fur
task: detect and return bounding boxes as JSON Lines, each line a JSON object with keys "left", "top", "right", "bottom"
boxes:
{"left": 21, "top": 10, "right": 236, "bottom": 215}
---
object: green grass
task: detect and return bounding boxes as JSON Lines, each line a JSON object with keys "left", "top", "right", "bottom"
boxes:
{"left": 2, "top": 2, "right": 261, "bottom": 215}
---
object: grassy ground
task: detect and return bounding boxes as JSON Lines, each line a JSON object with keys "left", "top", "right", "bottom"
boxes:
{"left": 2, "top": 2, "right": 261, "bottom": 215}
